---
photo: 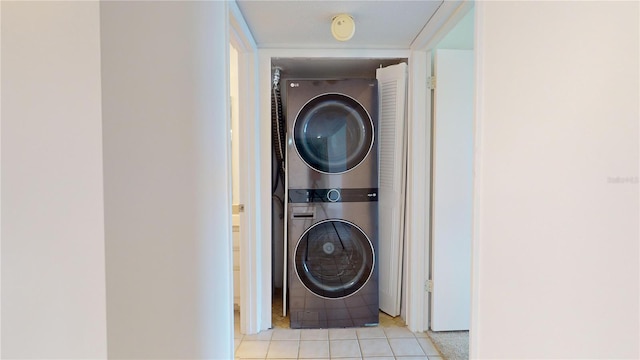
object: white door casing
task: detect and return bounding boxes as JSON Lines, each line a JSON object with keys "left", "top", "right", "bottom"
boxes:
{"left": 228, "top": 1, "right": 260, "bottom": 335}
{"left": 402, "top": 49, "right": 431, "bottom": 332}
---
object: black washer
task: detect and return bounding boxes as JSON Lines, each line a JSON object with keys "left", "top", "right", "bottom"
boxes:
{"left": 294, "top": 219, "right": 374, "bottom": 299}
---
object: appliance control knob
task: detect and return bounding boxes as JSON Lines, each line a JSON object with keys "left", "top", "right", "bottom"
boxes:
{"left": 327, "top": 189, "right": 341, "bottom": 202}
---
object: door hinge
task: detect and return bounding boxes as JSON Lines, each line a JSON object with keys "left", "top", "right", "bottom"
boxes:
{"left": 232, "top": 204, "right": 245, "bottom": 214}
{"left": 425, "top": 279, "right": 433, "bottom": 292}
{"left": 427, "top": 76, "right": 436, "bottom": 90}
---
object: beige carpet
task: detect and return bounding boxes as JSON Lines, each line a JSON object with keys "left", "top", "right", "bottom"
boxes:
{"left": 427, "top": 330, "right": 469, "bottom": 360}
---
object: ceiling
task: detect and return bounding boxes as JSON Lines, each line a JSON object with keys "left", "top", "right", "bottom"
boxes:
{"left": 235, "top": 0, "right": 444, "bottom": 49}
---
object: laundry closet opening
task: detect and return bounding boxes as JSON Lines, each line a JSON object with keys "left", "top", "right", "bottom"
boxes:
{"left": 269, "top": 57, "right": 409, "bottom": 328}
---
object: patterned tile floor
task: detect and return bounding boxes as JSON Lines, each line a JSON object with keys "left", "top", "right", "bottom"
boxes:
{"left": 234, "top": 293, "right": 443, "bottom": 360}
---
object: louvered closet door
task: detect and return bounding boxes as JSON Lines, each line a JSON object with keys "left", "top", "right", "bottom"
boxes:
{"left": 376, "top": 63, "right": 408, "bottom": 316}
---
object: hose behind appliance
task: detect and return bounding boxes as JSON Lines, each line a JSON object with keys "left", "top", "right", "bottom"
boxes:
{"left": 271, "top": 68, "right": 287, "bottom": 300}
{"left": 271, "top": 68, "right": 286, "bottom": 188}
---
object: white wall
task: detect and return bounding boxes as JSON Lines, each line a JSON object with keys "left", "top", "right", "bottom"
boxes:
{"left": 1, "top": 2, "right": 107, "bottom": 358}
{"left": 472, "top": 2, "right": 639, "bottom": 358}
{"left": 100, "top": 2, "right": 233, "bottom": 358}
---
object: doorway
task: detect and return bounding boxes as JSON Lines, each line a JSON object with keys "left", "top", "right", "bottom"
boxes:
{"left": 230, "top": 1, "right": 476, "bottom": 339}
{"left": 269, "top": 56, "right": 408, "bottom": 328}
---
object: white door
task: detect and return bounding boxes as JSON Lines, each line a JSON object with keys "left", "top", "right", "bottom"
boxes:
{"left": 430, "top": 49, "right": 474, "bottom": 331}
{"left": 376, "top": 62, "right": 408, "bottom": 316}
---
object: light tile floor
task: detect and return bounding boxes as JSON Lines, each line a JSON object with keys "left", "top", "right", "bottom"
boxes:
{"left": 234, "top": 310, "right": 443, "bottom": 360}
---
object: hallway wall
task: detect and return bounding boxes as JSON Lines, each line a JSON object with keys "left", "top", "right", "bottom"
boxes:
{"left": 1, "top": 2, "right": 107, "bottom": 358}
{"left": 2, "top": 2, "right": 235, "bottom": 358}
{"left": 100, "top": 2, "right": 232, "bottom": 358}
{"left": 473, "top": 2, "right": 639, "bottom": 358}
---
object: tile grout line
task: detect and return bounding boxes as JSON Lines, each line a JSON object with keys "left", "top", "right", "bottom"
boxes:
{"left": 386, "top": 332, "right": 396, "bottom": 359}
{"left": 264, "top": 337, "right": 272, "bottom": 360}
{"left": 356, "top": 335, "right": 364, "bottom": 360}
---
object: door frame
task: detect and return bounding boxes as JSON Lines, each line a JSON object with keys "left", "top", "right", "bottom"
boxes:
{"left": 404, "top": 0, "right": 476, "bottom": 333}
{"left": 402, "top": 48, "right": 431, "bottom": 332}
{"left": 233, "top": 0, "right": 476, "bottom": 335}
{"left": 255, "top": 50, "right": 430, "bottom": 332}
{"left": 257, "top": 48, "right": 411, "bottom": 331}
{"left": 228, "top": 2, "right": 261, "bottom": 335}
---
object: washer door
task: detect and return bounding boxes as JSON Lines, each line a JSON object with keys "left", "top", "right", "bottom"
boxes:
{"left": 293, "top": 94, "right": 374, "bottom": 174}
{"left": 294, "top": 219, "right": 374, "bottom": 299}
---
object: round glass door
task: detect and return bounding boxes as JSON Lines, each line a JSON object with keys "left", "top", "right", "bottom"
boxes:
{"left": 293, "top": 94, "right": 374, "bottom": 174}
{"left": 294, "top": 219, "right": 374, "bottom": 299}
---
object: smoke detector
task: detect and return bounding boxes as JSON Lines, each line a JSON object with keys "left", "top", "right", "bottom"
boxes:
{"left": 331, "top": 14, "right": 355, "bottom": 42}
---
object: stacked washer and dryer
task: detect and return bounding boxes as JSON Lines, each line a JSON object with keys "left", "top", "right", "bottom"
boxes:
{"left": 286, "top": 79, "right": 379, "bottom": 329}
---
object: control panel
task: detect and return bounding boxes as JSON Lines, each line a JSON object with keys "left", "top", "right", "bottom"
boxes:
{"left": 288, "top": 188, "right": 378, "bottom": 203}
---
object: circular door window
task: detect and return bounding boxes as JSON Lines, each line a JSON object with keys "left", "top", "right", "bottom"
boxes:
{"left": 293, "top": 94, "right": 374, "bottom": 174}
{"left": 294, "top": 219, "right": 375, "bottom": 299}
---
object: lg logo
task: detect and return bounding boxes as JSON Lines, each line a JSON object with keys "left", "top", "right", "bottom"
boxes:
{"left": 290, "top": 82, "right": 300, "bottom": 88}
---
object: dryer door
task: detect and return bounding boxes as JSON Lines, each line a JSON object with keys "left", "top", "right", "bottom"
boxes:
{"left": 293, "top": 94, "right": 374, "bottom": 174}
{"left": 294, "top": 219, "right": 374, "bottom": 299}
